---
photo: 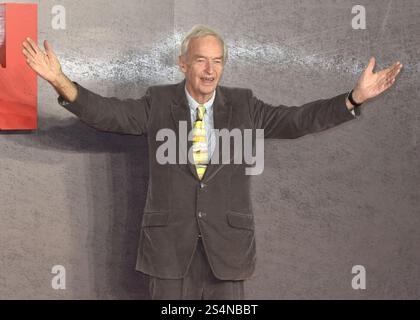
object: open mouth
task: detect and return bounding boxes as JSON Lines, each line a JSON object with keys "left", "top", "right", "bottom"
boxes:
{"left": 201, "top": 76, "right": 215, "bottom": 84}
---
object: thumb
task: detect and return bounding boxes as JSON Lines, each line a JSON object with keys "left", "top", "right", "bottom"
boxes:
{"left": 44, "top": 40, "right": 56, "bottom": 57}
{"left": 365, "top": 56, "right": 375, "bottom": 73}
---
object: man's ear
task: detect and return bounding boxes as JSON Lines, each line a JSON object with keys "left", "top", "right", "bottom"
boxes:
{"left": 178, "top": 55, "right": 187, "bottom": 73}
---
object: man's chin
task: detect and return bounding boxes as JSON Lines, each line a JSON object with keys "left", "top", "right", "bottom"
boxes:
{"left": 199, "top": 82, "right": 218, "bottom": 93}
{"left": 201, "top": 86, "right": 215, "bottom": 93}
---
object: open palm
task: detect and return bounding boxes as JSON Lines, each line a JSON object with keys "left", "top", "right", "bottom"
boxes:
{"left": 353, "top": 57, "right": 402, "bottom": 103}
{"left": 22, "top": 38, "right": 62, "bottom": 83}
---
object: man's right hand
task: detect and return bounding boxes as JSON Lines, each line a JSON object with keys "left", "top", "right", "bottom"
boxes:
{"left": 22, "top": 38, "right": 62, "bottom": 83}
{"left": 22, "top": 38, "right": 78, "bottom": 103}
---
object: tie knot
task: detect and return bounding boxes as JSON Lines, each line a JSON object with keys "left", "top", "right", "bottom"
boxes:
{"left": 196, "top": 105, "right": 206, "bottom": 120}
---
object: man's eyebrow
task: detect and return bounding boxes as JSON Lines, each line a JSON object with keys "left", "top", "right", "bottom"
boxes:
{"left": 192, "top": 55, "right": 224, "bottom": 60}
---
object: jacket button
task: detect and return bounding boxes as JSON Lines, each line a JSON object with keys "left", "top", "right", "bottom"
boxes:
{"left": 198, "top": 211, "right": 206, "bottom": 218}
{"left": 200, "top": 182, "right": 206, "bottom": 189}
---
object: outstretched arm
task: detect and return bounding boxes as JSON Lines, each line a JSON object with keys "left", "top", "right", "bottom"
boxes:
{"left": 21, "top": 38, "right": 151, "bottom": 135}
{"left": 250, "top": 57, "right": 403, "bottom": 139}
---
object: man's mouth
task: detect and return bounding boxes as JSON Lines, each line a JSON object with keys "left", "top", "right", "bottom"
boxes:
{"left": 201, "top": 76, "right": 215, "bottom": 84}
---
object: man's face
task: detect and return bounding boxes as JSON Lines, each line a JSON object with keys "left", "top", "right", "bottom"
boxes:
{"left": 178, "top": 35, "right": 225, "bottom": 101}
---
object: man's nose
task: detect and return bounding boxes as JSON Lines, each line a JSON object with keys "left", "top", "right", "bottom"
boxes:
{"left": 205, "top": 61, "right": 214, "bottom": 73}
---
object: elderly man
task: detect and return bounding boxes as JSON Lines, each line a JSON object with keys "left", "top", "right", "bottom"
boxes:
{"left": 22, "top": 25, "right": 402, "bottom": 300}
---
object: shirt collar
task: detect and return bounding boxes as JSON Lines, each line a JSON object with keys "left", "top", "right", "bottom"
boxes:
{"left": 184, "top": 85, "right": 216, "bottom": 113}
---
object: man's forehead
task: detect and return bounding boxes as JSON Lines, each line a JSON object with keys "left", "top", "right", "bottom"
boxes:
{"left": 189, "top": 42, "right": 224, "bottom": 58}
{"left": 190, "top": 36, "right": 223, "bottom": 49}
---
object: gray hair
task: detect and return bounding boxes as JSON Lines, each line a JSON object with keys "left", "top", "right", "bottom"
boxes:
{"left": 180, "top": 24, "right": 228, "bottom": 64}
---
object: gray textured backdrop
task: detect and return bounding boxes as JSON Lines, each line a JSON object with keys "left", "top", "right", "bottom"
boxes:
{"left": 0, "top": 0, "right": 419, "bottom": 299}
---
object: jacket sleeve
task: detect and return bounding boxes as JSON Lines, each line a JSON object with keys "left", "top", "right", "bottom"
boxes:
{"left": 248, "top": 89, "right": 360, "bottom": 139}
{"left": 58, "top": 82, "right": 151, "bottom": 136}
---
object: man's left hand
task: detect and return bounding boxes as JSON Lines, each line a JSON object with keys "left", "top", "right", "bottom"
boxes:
{"left": 351, "top": 57, "right": 403, "bottom": 105}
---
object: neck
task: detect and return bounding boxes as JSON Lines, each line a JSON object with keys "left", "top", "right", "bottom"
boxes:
{"left": 185, "top": 82, "right": 214, "bottom": 104}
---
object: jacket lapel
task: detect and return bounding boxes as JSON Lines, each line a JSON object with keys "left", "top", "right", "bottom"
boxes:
{"left": 202, "top": 85, "right": 232, "bottom": 183}
{"left": 171, "top": 79, "right": 199, "bottom": 180}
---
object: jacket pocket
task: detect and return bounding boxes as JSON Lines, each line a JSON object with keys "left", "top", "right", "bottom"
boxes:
{"left": 227, "top": 211, "right": 254, "bottom": 230}
{"left": 141, "top": 211, "right": 169, "bottom": 227}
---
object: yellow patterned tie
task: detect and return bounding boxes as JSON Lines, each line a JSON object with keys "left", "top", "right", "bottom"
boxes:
{"left": 192, "top": 104, "right": 208, "bottom": 180}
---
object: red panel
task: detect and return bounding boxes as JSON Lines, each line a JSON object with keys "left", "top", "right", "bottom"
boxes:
{"left": 0, "top": 5, "right": 5, "bottom": 68}
{"left": 0, "top": 3, "right": 37, "bottom": 131}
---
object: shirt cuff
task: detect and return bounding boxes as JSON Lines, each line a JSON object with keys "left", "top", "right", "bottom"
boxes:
{"left": 58, "top": 95, "right": 70, "bottom": 106}
{"left": 346, "top": 91, "right": 362, "bottom": 117}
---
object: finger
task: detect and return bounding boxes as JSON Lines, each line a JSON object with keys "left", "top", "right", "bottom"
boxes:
{"left": 386, "top": 71, "right": 399, "bottom": 86}
{"left": 392, "top": 60, "right": 403, "bottom": 69}
{"left": 44, "top": 40, "right": 56, "bottom": 58}
{"left": 380, "top": 69, "right": 396, "bottom": 83}
{"left": 366, "top": 56, "right": 376, "bottom": 73}
{"left": 25, "top": 56, "right": 36, "bottom": 66}
{"left": 386, "top": 61, "right": 402, "bottom": 76}
{"left": 389, "top": 65, "right": 402, "bottom": 79}
{"left": 385, "top": 64, "right": 402, "bottom": 81}
{"left": 376, "top": 63, "right": 399, "bottom": 80}
{"left": 22, "top": 48, "right": 35, "bottom": 60}
{"left": 374, "top": 60, "right": 401, "bottom": 79}
{"left": 22, "top": 40, "right": 37, "bottom": 56}
{"left": 383, "top": 78, "right": 396, "bottom": 91}
{"left": 377, "top": 68, "right": 400, "bottom": 95}
{"left": 378, "top": 71, "right": 396, "bottom": 87}
{"left": 386, "top": 74, "right": 400, "bottom": 88}
{"left": 26, "top": 37, "right": 41, "bottom": 55}
{"left": 22, "top": 47, "right": 35, "bottom": 59}
{"left": 391, "top": 61, "right": 402, "bottom": 71}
